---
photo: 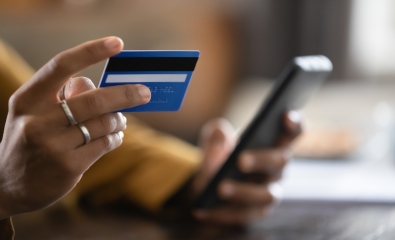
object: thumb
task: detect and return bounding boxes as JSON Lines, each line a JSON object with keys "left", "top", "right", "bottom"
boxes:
{"left": 59, "top": 76, "right": 96, "bottom": 100}
{"left": 192, "top": 118, "right": 236, "bottom": 197}
{"left": 199, "top": 118, "right": 236, "bottom": 169}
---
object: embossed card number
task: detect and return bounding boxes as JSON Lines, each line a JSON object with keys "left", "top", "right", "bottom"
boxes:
{"left": 99, "top": 50, "right": 200, "bottom": 112}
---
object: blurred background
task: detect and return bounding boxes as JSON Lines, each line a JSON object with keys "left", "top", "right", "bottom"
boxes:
{"left": 1, "top": 0, "right": 395, "bottom": 215}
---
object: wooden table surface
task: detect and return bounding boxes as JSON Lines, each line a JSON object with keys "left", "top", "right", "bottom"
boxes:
{"left": 12, "top": 200, "right": 395, "bottom": 240}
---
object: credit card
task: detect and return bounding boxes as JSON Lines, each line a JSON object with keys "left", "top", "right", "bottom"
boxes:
{"left": 98, "top": 50, "right": 200, "bottom": 112}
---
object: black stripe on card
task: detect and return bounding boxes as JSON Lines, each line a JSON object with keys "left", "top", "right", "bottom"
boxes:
{"left": 106, "top": 57, "right": 199, "bottom": 71}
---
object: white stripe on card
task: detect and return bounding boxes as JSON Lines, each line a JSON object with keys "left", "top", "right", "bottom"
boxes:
{"left": 105, "top": 74, "right": 187, "bottom": 83}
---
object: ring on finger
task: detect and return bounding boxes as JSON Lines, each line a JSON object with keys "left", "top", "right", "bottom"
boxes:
{"left": 60, "top": 99, "right": 77, "bottom": 125}
{"left": 77, "top": 122, "right": 91, "bottom": 145}
{"left": 59, "top": 84, "right": 66, "bottom": 101}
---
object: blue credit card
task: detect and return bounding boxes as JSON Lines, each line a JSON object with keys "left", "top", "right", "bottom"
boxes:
{"left": 99, "top": 50, "right": 200, "bottom": 112}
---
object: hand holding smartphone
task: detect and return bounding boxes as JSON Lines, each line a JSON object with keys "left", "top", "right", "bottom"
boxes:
{"left": 194, "top": 55, "right": 333, "bottom": 209}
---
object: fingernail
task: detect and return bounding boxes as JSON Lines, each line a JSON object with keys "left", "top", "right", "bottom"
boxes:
{"left": 240, "top": 153, "right": 255, "bottom": 173}
{"left": 117, "top": 113, "right": 127, "bottom": 129}
{"left": 268, "top": 182, "right": 283, "bottom": 202}
{"left": 137, "top": 85, "right": 151, "bottom": 101}
{"left": 104, "top": 37, "right": 122, "bottom": 49}
{"left": 219, "top": 182, "right": 235, "bottom": 198}
{"left": 288, "top": 110, "right": 301, "bottom": 123}
{"left": 118, "top": 131, "right": 124, "bottom": 140}
{"left": 118, "top": 112, "right": 126, "bottom": 121}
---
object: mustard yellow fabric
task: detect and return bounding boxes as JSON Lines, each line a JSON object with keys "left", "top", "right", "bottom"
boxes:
{"left": 70, "top": 116, "right": 202, "bottom": 211}
{"left": 0, "top": 38, "right": 202, "bottom": 238}
{"left": 0, "top": 39, "right": 35, "bottom": 135}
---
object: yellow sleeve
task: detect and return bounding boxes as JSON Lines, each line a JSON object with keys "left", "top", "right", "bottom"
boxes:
{"left": 71, "top": 116, "right": 202, "bottom": 212}
{"left": 0, "top": 39, "right": 35, "bottom": 134}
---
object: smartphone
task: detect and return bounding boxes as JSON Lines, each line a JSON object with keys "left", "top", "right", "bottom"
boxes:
{"left": 193, "top": 55, "right": 333, "bottom": 209}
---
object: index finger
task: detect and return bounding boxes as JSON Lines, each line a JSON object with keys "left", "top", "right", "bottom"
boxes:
{"left": 20, "top": 37, "right": 123, "bottom": 101}
{"left": 58, "top": 83, "right": 151, "bottom": 125}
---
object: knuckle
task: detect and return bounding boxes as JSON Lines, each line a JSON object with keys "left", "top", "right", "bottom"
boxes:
{"left": 98, "top": 114, "right": 117, "bottom": 133}
{"left": 101, "top": 133, "right": 123, "bottom": 153}
{"left": 20, "top": 117, "right": 60, "bottom": 150}
{"left": 123, "top": 85, "right": 140, "bottom": 103}
{"left": 8, "top": 93, "right": 22, "bottom": 114}
{"left": 42, "top": 139, "right": 64, "bottom": 159}
{"left": 84, "top": 95, "right": 103, "bottom": 112}
{"left": 50, "top": 55, "right": 71, "bottom": 75}
{"left": 116, "top": 113, "right": 127, "bottom": 130}
{"left": 8, "top": 91, "right": 35, "bottom": 115}
{"left": 83, "top": 43, "right": 99, "bottom": 58}
{"left": 99, "top": 134, "right": 114, "bottom": 152}
{"left": 114, "top": 113, "right": 126, "bottom": 130}
{"left": 56, "top": 155, "right": 80, "bottom": 175}
{"left": 21, "top": 117, "right": 44, "bottom": 145}
{"left": 21, "top": 123, "right": 67, "bottom": 159}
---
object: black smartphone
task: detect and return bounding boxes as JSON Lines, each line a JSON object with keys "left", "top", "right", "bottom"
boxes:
{"left": 193, "top": 55, "right": 333, "bottom": 209}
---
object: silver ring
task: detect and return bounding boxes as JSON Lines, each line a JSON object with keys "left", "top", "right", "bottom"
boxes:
{"left": 59, "top": 84, "right": 66, "bottom": 101}
{"left": 77, "top": 123, "right": 91, "bottom": 145}
{"left": 60, "top": 99, "right": 77, "bottom": 126}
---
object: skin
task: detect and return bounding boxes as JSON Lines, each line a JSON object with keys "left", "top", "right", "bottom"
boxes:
{"left": 0, "top": 36, "right": 301, "bottom": 227}
{"left": 191, "top": 111, "right": 302, "bottom": 225}
{"left": 61, "top": 77, "right": 301, "bottom": 226}
{"left": 0, "top": 37, "right": 151, "bottom": 220}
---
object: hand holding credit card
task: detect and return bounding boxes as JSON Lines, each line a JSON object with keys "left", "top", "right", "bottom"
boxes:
{"left": 99, "top": 50, "right": 200, "bottom": 112}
